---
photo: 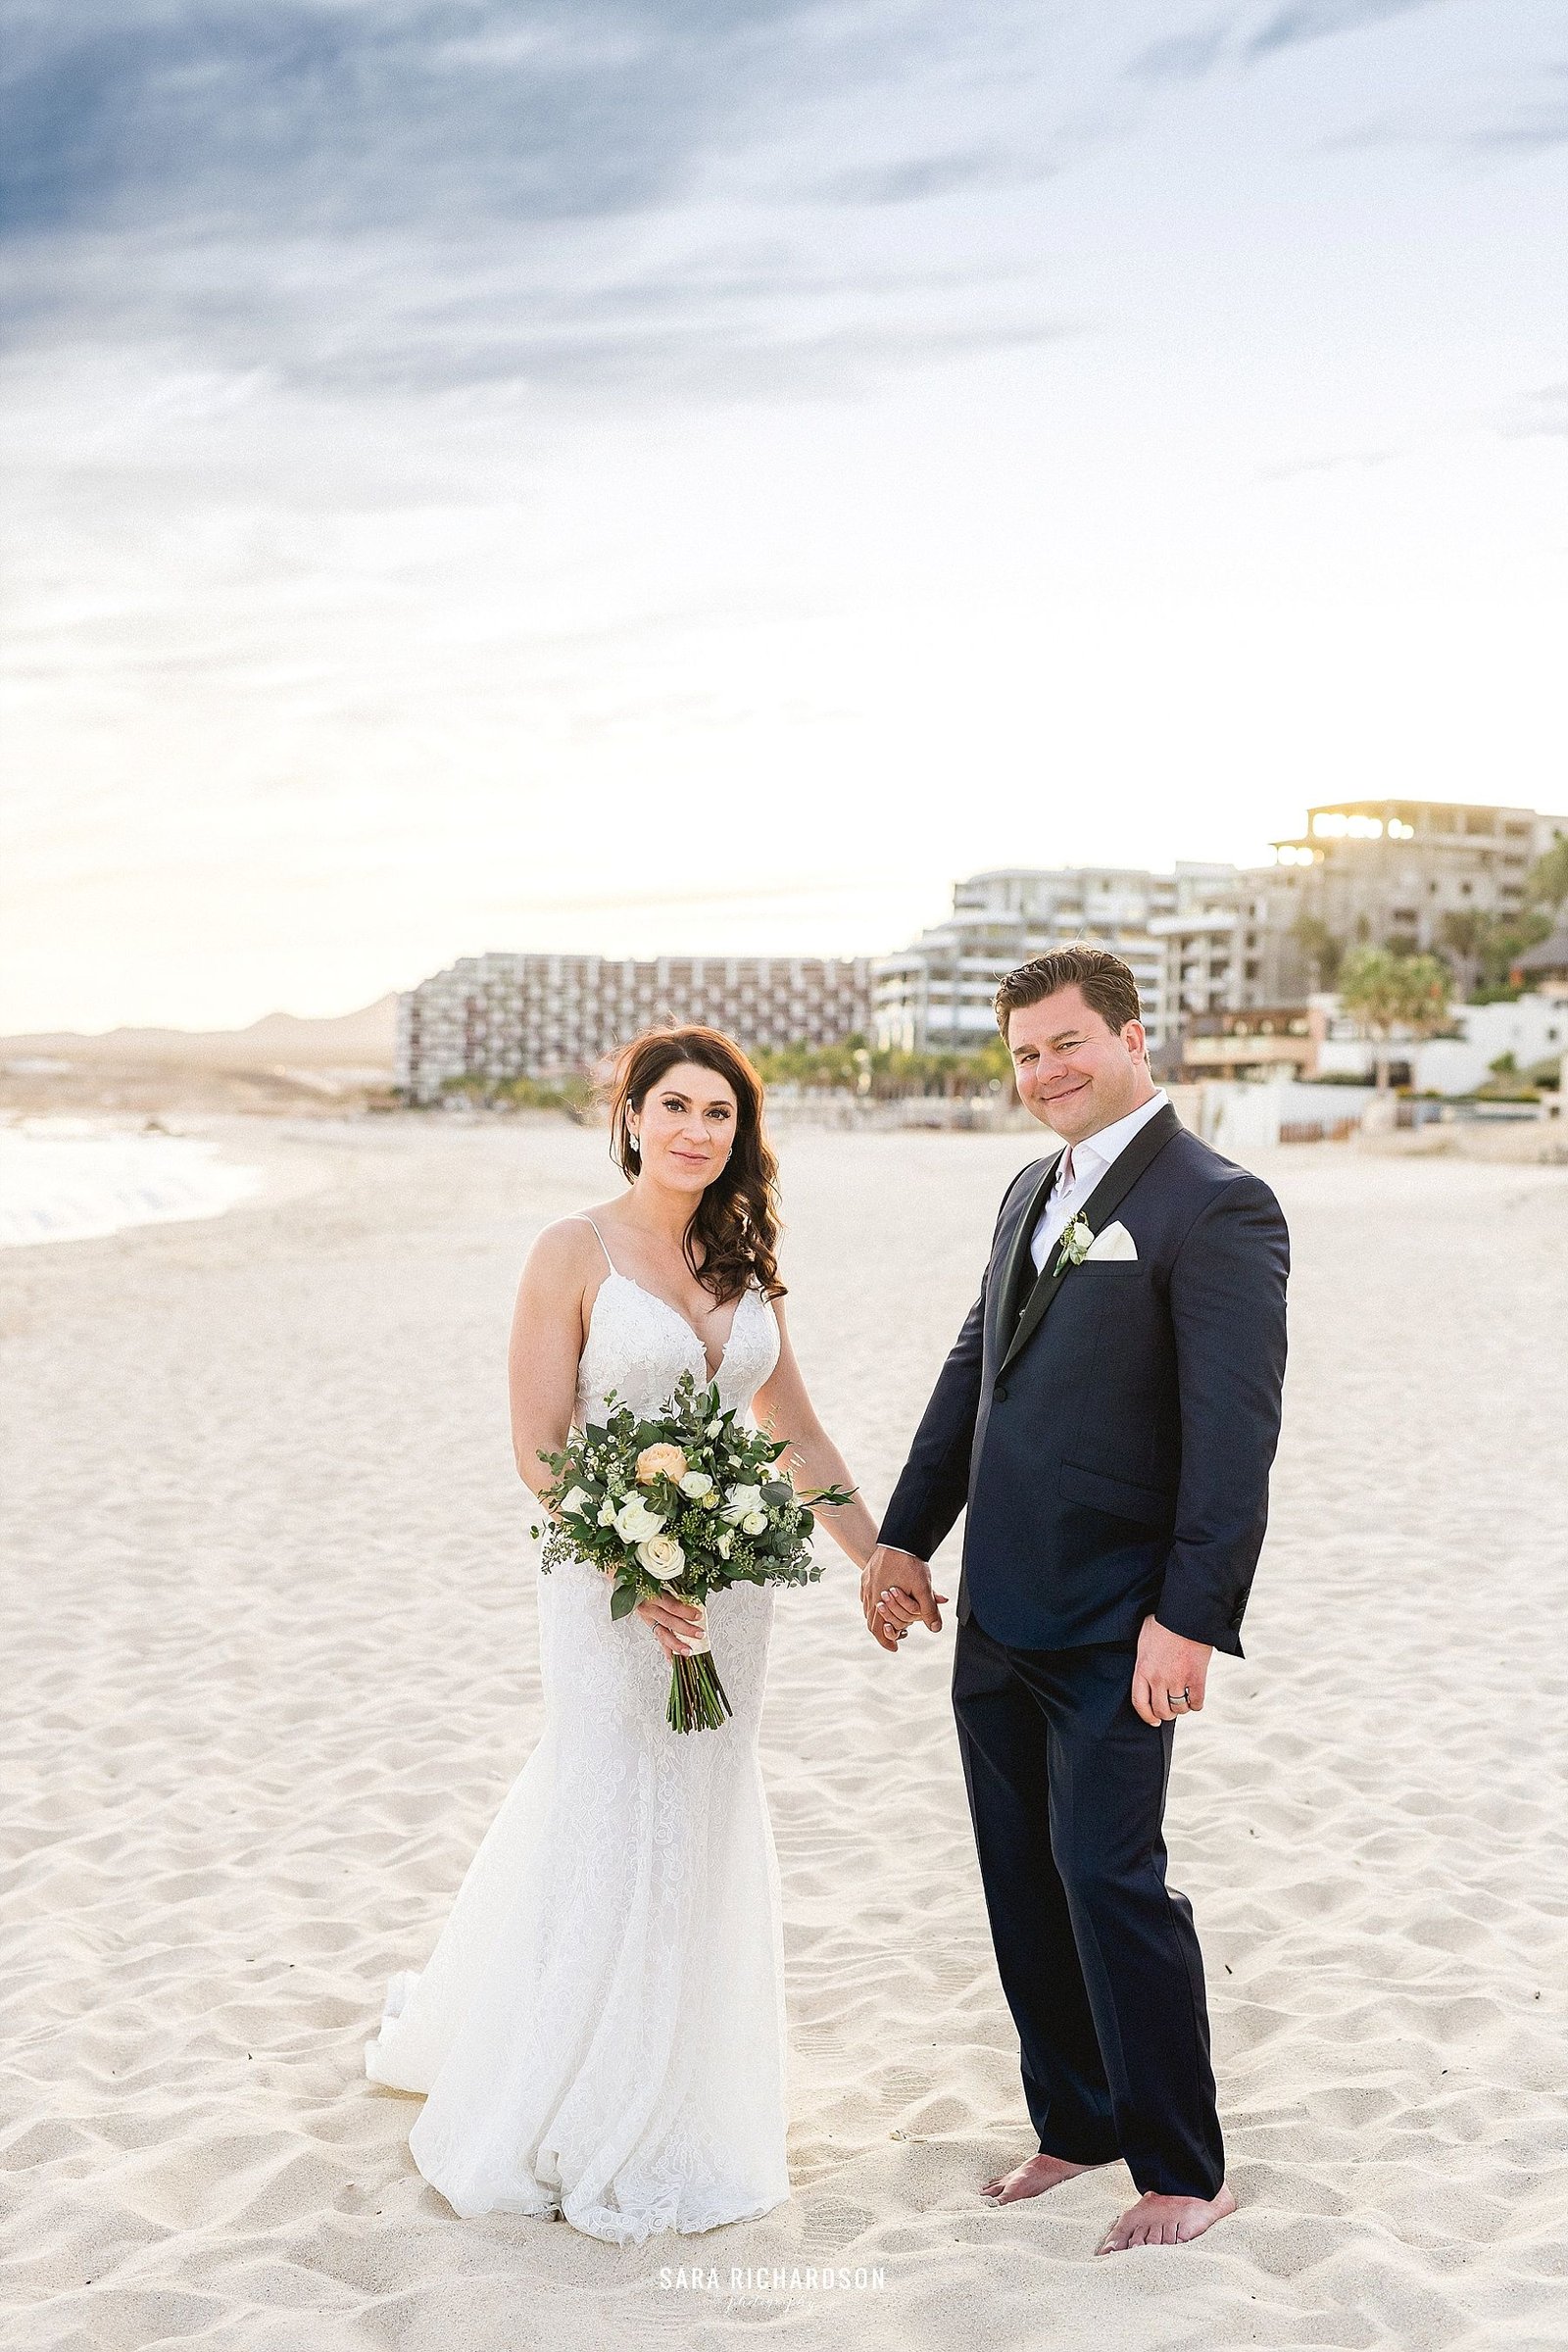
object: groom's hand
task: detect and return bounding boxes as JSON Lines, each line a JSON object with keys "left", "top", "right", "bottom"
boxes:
{"left": 861, "top": 1545, "right": 949, "bottom": 1652}
{"left": 1131, "top": 1613, "right": 1213, "bottom": 1726}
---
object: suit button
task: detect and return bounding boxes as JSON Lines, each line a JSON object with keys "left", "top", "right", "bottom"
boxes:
{"left": 994, "top": 1384, "right": 1009, "bottom": 1401}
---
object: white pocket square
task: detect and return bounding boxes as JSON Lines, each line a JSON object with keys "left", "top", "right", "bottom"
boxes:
{"left": 1085, "top": 1220, "right": 1138, "bottom": 1262}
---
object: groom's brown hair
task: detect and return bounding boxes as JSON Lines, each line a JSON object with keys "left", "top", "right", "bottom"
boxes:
{"left": 994, "top": 944, "right": 1142, "bottom": 1038}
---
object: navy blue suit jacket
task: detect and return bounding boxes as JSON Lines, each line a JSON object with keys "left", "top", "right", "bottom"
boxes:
{"left": 878, "top": 1103, "right": 1290, "bottom": 1656}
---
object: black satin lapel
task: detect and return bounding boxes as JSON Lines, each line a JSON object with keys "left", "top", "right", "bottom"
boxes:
{"left": 989, "top": 1154, "right": 1062, "bottom": 1356}
{"left": 995, "top": 1103, "right": 1181, "bottom": 1377}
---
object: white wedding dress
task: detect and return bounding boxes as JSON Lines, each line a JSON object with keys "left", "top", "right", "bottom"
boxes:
{"left": 364, "top": 1220, "right": 791, "bottom": 2243}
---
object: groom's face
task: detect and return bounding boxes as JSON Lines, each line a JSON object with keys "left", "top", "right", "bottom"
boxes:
{"left": 1006, "top": 986, "right": 1152, "bottom": 1141}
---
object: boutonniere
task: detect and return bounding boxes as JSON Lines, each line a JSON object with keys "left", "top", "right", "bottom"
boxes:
{"left": 1053, "top": 1214, "right": 1095, "bottom": 1276}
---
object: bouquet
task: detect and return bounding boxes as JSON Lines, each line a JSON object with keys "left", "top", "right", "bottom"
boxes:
{"left": 532, "top": 1367, "right": 856, "bottom": 1732}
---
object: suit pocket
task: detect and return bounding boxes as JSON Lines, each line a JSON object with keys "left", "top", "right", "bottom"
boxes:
{"left": 1058, "top": 1459, "right": 1173, "bottom": 1530}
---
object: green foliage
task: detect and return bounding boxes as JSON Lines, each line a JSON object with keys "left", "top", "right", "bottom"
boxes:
{"left": 1526, "top": 828, "right": 1568, "bottom": 911}
{"left": 1436, "top": 909, "right": 1493, "bottom": 999}
{"left": 1442, "top": 906, "right": 1555, "bottom": 997}
{"left": 752, "top": 1034, "right": 1012, "bottom": 1100}
{"left": 1339, "top": 947, "right": 1451, "bottom": 1031}
{"left": 1339, "top": 947, "right": 1452, "bottom": 1088}
{"left": 437, "top": 1070, "right": 593, "bottom": 1116}
{"left": 1291, "top": 913, "right": 1345, "bottom": 990}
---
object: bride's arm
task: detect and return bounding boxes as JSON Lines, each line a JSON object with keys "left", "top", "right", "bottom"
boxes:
{"left": 508, "top": 1222, "right": 704, "bottom": 1663}
{"left": 751, "top": 1297, "right": 881, "bottom": 1571}
{"left": 507, "top": 1221, "right": 591, "bottom": 1501}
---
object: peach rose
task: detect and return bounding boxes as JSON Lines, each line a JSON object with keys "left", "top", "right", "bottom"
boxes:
{"left": 635, "top": 1443, "right": 689, "bottom": 1487}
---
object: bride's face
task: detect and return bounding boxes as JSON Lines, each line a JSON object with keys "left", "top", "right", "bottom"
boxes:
{"left": 629, "top": 1061, "right": 739, "bottom": 1195}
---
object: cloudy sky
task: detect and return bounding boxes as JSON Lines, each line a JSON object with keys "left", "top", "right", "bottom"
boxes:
{"left": 2, "top": 0, "right": 1564, "bottom": 1031}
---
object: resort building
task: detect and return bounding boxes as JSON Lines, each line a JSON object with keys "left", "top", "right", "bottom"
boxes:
{"left": 397, "top": 953, "right": 873, "bottom": 1101}
{"left": 1177, "top": 1004, "right": 1319, "bottom": 1083}
{"left": 1265, "top": 799, "right": 1563, "bottom": 975}
{"left": 1513, "top": 923, "right": 1568, "bottom": 999}
{"left": 871, "top": 864, "right": 1293, "bottom": 1057}
{"left": 398, "top": 803, "right": 1566, "bottom": 1101}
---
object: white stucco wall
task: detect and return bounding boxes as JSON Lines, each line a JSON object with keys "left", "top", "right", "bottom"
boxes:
{"left": 1315, "top": 995, "right": 1567, "bottom": 1093}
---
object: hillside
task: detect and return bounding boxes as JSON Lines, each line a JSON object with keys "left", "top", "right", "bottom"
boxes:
{"left": 0, "top": 994, "right": 399, "bottom": 1071}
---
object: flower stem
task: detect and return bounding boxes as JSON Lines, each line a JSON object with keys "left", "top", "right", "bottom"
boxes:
{"left": 666, "top": 1649, "right": 733, "bottom": 1734}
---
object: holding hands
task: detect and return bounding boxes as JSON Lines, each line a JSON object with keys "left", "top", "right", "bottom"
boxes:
{"left": 860, "top": 1561, "right": 1215, "bottom": 1740}
{"left": 860, "top": 1544, "right": 949, "bottom": 1654}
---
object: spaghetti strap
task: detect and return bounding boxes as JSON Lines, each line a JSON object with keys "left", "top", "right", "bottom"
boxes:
{"left": 573, "top": 1215, "right": 617, "bottom": 1275}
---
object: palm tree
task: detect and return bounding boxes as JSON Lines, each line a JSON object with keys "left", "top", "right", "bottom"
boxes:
{"left": 1337, "top": 947, "right": 1451, "bottom": 1091}
{"left": 1437, "top": 909, "right": 1492, "bottom": 1002}
{"left": 1526, "top": 827, "right": 1568, "bottom": 910}
{"left": 1291, "top": 912, "right": 1345, "bottom": 991}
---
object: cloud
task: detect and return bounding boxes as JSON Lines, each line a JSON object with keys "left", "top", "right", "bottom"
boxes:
{"left": 1244, "top": 0, "right": 1445, "bottom": 59}
{"left": 1257, "top": 448, "right": 1396, "bottom": 481}
{"left": 818, "top": 150, "right": 1030, "bottom": 206}
{"left": 0, "top": 0, "right": 1089, "bottom": 411}
{"left": 1124, "top": 0, "right": 1453, "bottom": 83}
{"left": 1501, "top": 383, "right": 1568, "bottom": 441}
{"left": 1462, "top": 82, "right": 1568, "bottom": 156}
{"left": 0, "top": 1, "right": 809, "bottom": 240}
{"left": 1125, "top": 28, "right": 1231, "bottom": 84}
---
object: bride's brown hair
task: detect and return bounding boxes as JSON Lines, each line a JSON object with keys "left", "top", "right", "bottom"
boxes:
{"left": 607, "top": 1026, "right": 785, "bottom": 1305}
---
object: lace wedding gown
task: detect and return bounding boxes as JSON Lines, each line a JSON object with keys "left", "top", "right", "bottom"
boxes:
{"left": 364, "top": 1221, "right": 791, "bottom": 2243}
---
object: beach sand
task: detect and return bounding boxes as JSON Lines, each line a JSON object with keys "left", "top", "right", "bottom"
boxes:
{"left": 2, "top": 1115, "right": 1565, "bottom": 2352}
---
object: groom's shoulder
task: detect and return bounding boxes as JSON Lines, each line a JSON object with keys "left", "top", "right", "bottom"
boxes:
{"left": 1163, "top": 1123, "right": 1287, "bottom": 1228}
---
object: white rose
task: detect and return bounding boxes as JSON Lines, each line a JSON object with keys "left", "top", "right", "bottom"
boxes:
{"left": 707, "top": 1418, "right": 723, "bottom": 1436}
{"left": 597, "top": 1498, "right": 617, "bottom": 1526}
{"left": 636, "top": 1534, "right": 685, "bottom": 1580}
{"left": 701, "top": 1490, "right": 720, "bottom": 1510}
{"left": 678, "top": 1470, "right": 713, "bottom": 1499}
{"left": 615, "top": 1497, "right": 663, "bottom": 1543}
{"left": 715, "top": 1531, "right": 733, "bottom": 1559}
{"left": 721, "top": 1484, "right": 763, "bottom": 1525}
{"left": 740, "top": 1509, "right": 767, "bottom": 1537}
{"left": 559, "top": 1487, "right": 590, "bottom": 1519}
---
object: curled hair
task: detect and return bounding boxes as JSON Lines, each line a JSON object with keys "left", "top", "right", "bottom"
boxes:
{"left": 605, "top": 1026, "right": 785, "bottom": 1304}
{"left": 994, "top": 943, "right": 1142, "bottom": 1038}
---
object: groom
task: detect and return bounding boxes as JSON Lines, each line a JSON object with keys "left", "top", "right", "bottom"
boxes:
{"left": 864, "top": 945, "right": 1289, "bottom": 2254}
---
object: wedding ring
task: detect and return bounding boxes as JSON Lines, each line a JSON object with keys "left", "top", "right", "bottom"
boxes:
{"left": 1167, "top": 1689, "right": 1191, "bottom": 1707}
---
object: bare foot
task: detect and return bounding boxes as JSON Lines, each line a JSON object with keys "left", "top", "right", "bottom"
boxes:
{"left": 979, "top": 2152, "right": 1107, "bottom": 2204}
{"left": 1095, "top": 2182, "right": 1237, "bottom": 2252}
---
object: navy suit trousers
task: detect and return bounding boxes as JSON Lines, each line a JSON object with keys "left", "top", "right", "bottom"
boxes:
{"left": 952, "top": 1609, "right": 1225, "bottom": 2200}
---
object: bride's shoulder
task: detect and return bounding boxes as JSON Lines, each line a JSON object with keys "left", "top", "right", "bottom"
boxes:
{"left": 521, "top": 1211, "right": 611, "bottom": 1287}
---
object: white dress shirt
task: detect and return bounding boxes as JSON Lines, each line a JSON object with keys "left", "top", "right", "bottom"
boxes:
{"left": 1029, "top": 1089, "right": 1169, "bottom": 1273}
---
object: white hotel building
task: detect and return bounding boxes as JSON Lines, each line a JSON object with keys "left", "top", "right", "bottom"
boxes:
{"left": 397, "top": 953, "right": 873, "bottom": 1101}
{"left": 871, "top": 865, "right": 1289, "bottom": 1057}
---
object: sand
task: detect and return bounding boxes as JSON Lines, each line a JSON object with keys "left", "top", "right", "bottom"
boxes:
{"left": 2, "top": 1113, "right": 1565, "bottom": 2352}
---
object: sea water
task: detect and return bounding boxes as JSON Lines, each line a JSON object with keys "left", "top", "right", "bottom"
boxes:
{"left": 0, "top": 1120, "right": 266, "bottom": 1249}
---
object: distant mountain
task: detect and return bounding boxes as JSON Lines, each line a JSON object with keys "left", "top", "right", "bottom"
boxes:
{"left": 0, "top": 992, "right": 400, "bottom": 1070}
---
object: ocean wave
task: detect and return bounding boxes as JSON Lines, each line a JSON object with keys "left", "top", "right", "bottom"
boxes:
{"left": 0, "top": 1122, "right": 266, "bottom": 1249}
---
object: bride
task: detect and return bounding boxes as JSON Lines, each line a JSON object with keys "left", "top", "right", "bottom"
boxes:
{"left": 365, "top": 1024, "right": 881, "bottom": 2241}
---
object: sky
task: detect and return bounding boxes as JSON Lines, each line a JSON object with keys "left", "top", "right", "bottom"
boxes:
{"left": 2, "top": 0, "right": 1565, "bottom": 1033}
